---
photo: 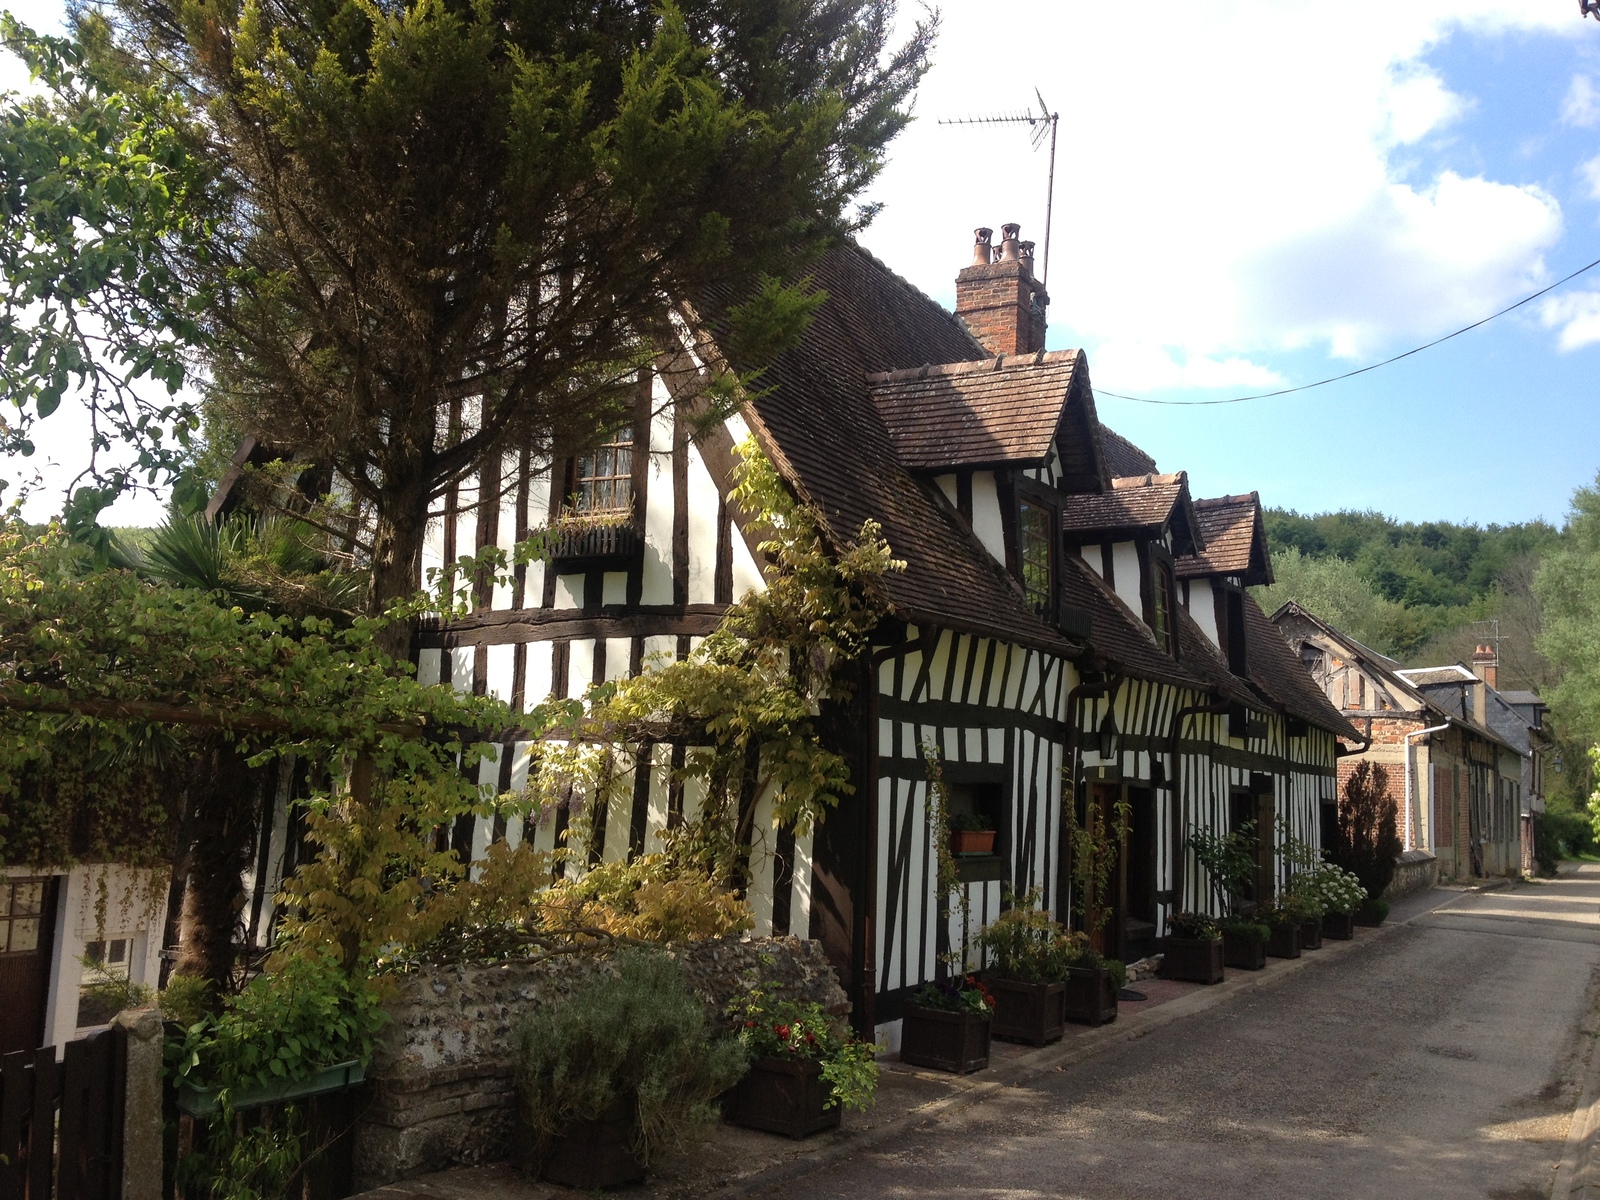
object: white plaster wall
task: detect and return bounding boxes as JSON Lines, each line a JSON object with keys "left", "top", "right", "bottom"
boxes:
{"left": 970, "top": 473, "right": 1006, "bottom": 565}
{"left": 934, "top": 474, "right": 958, "bottom": 507}
{"left": 684, "top": 442, "right": 722, "bottom": 603}
{"left": 42, "top": 865, "right": 166, "bottom": 1050}
{"left": 1188, "top": 578, "right": 1220, "bottom": 647}
{"left": 1112, "top": 541, "right": 1142, "bottom": 618}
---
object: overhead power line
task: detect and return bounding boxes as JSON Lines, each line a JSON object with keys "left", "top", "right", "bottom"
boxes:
{"left": 1093, "top": 252, "right": 1600, "bottom": 407}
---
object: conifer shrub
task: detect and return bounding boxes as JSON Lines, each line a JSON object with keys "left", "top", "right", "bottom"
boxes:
{"left": 1326, "top": 762, "right": 1403, "bottom": 900}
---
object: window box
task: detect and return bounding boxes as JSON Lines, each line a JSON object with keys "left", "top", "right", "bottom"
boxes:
{"left": 727, "top": 1056, "right": 842, "bottom": 1140}
{"left": 1322, "top": 911, "right": 1355, "bottom": 940}
{"left": 1300, "top": 917, "right": 1323, "bottom": 950}
{"left": 1062, "top": 965, "right": 1118, "bottom": 1026}
{"left": 176, "top": 1060, "right": 364, "bottom": 1117}
{"left": 1160, "top": 936, "right": 1225, "bottom": 985}
{"left": 949, "top": 829, "right": 996, "bottom": 857}
{"left": 1221, "top": 930, "right": 1266, "bottom": 971}
{"left": 986, "top": 978, "right": 1066, "bottom": 1046}
{"left": 900, "top": 1005, "right": 990, "bottom": 1074}
{"left": 1265, "top": 923, "right": 1301, "bottom": 959}
{"left": 548, "top": 518, "right": 641, "bottom": 570}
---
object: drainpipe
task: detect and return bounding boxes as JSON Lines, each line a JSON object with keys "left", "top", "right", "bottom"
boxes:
{"left": 1167, "top": 697, "right": 1233, "bottom": 915}
{"left": 1404, "top": 723, "right": 1450, "bottom": 852}
{"left": 1059, "top": 671, "right": 1124, "bottom": 928}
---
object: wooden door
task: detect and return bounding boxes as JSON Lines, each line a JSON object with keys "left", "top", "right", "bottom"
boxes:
{"left": 0, "top": 876, "right": 59, "bottom": 1055}
{"left": 1122, "top": 788, "right": 1157, "bottom": 961}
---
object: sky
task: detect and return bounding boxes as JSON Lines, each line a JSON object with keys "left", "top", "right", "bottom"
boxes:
{"left": 3, "top": 0, "right": 1600, "bottom": 528}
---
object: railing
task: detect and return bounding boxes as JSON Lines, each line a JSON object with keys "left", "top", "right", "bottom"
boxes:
{"left": 549, "top": 519, "right": 642, "bottom": 569}
{"left": 0, "top": 1027, "right": 126, "bottom": 1200}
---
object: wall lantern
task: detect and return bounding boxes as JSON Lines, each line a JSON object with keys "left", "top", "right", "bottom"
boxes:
{"left": 1096, "top": 709, "right": 1118, "bottom": 759}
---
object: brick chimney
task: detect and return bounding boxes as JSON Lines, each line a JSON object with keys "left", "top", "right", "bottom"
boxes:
{"left": 1471, "top": 644, "right": 1498, "bottom": 691}
{"left": 955, "top": 223, "right": 1049, "bottom": 356}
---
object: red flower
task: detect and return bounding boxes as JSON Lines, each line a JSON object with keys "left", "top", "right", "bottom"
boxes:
{"left": 775, "top": 1024, "right": 791, "bottom": 1040}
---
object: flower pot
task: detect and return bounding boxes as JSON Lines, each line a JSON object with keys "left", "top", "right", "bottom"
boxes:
{"left": 728, "top": 1055, "right": 842, "bottom": 1139}
{"left": 539, "top": 1097, "right": 647, "bottom": 1189}
{"left": 986, "top": 978, "right": 1066, "bottom": 1045}
{"left": 1322, "top": 911, "right": 1355, "bottom": 940}
{"left": 1160, "top": 937, "right": 1225, "bottom": 984}
{"left": 176, "top": 1060, "right": 365, "bottom": 1117}
{"left": 1265, "top": 923, "right": 1302, "bottom": 959}
{"left": 1354, "top": 900, "right": 1388, "bottom": 927}
{"left": 949, "top": 829, "right": 996, "bottom": 857}
{"left": 1062, "top": 966, "right": 1118, "bottom": 1026}
{"left": 900, "top": 1004, "right": 991, "bottom": 1074}
{"left": 1300, "top": 918, "right": 1323, "bottom": 950}
{"left": 1221, "top": 930, "right": 1266, "bottom": 971}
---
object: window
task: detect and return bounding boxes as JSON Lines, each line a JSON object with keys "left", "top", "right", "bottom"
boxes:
{"left": 0, "top": 879, "right": 44, "bottom": 954}
{"left": 1018, "top": 500, "right": 1054, "bottom": 614}
{"left": 572, "top": 426, "right": 635, "bottom": 514}
{"left": 1151, "top": 559, "right": 1176, "bottom": 655}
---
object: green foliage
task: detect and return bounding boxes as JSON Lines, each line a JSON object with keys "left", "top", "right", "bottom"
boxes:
{"left": 512, "top": 950, "right": 747, "bottom": 1167}
{"left": 159, "top": 973, "right": 212, "bottom": 1028}
{"left": 1327, "top": 762, "right": 1402, "bottom": 900}
{"left": 1289, "top": 863, "right": 1367, "bottom": 916}
{"left": 1186, "top": 821, "right": 1259, "bottom": 917}
{"left": 1218, "top": 916, "right": 1270, "bottom": 944}
{"left": 1068, "top": 790, "right": 1129, "bottom": 934}
{"left": 1166, "top": 911, "right": 1219, "bottom": 941}
{"left": 948, "top": 811, "right": 993, "bottom": 832}
{"left": 907, "top": 975, "right": 994, "bottom": 1016}
{"left": 537, "top": 854, "right": 753, "bottom": 944}
{"left": 1255, "top": 547, "right": 1413, "bottom": 656}
{"left": 179, "top": 1106, "right": 306, "bottom": 1200}
{"left": 730, "top": 986, "right": 877, "bottom": 1111}
{"left": 975, "top": 889, "right": 1087, "bottom": 984}
{"left": 922, "top": 744, "right": 972, "bottom": 968}
{"left": 75, "top": 955, "right": 154, "bottom": 1026}
{"left": 1537, "top": 475, "right": 1600, "bottom": 748}
{"left": 169, "top": 951, "right": 387, "bottom": 1097}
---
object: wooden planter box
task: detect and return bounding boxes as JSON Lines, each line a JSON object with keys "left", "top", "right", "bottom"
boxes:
{"left": 900, "top": 1005, "right": 990, "bottom": 1074}
{"left": 1265, "top": 924, "right": 1302, "bottom": 959}
{"left": 539, "top": 1098, "right": 646, "bottom": 1189}
{"left": 949, "top": 829, "right": 996, "bottom": 856}
{"left": 728, "top": 1056, "right": 842, "bottom": 1139}
{"left": 177, "top": 1060, "right": 364, "bottom": 1117}
{"left": 987, "top": 978, "right": 1066, "bottom": 1045}
{"left": 1160, "top": 937, "right": 1225, "bottom": 984}
{"left": 1354, "top": 902, "right": 1388, "bottom": 927}
{"left": 1062, "top": 966, "right": 1118, "bottom": 1026}
{"left": 1300, "top": 918, "right": 1323, "bottom": 950}
{"left": 1222, "top": 930, "right": 1267, "bottom": 971}
{"left": 1323, "top": 911, "right": 1355, "bottom": 940}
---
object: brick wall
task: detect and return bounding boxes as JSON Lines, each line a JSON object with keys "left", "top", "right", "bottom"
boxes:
{"left": 955, "top": 261, "right": 1046, "bottom": 355}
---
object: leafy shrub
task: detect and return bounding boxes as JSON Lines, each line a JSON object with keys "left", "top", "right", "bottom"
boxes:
{"left": 1187, "top": 821, "right": 1260, "bottom": 915}
{"left": 948, "top": 811, "right": 994, "bottom": 832}
{"left": 1290, "top": 863, "right": 1366, "bottom": 915}
{"left": 1326, "top": 762, "right": 1402, "bottom": 900}
{"left": 536, "top": 855, "right": 753, "bottom": 943}
{"left": 1357, "top": 896, "right": 1391, "bottom": 924}
{"left": 1166, "top": 911, "right": 1219, "bottom": 940}
{"left": 75, "top": 957, "right": 154, "bottom": 1027}
{"left": 975, "top": 890, "right": 1086, "bottom": 983}
{"left": 512, "top": 950, "right": 747, "bottom": 1167}
{"left": 908, "top": 975, "right": 994, "bottom": 1015}
{"left": 160, "top": 973, "right": 213, "bottom": 1027}
{"left": 730, "top": 987, "right": 877, "bottom": 1111}
{"left": 1218, "top": 916, "right": 1270, "bottom": 944}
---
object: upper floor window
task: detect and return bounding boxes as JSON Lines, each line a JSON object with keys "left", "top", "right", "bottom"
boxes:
{"left": 1151, "top": 558, "right": 1176, "bottom": 655}
{"left": 572, "top": 426, "right": 634, "bottom": 514}
{"left": 1018, "top": 499, "right": 1054, "bottom": 614}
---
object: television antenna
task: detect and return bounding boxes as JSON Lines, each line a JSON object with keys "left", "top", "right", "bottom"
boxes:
{"left": 937, "top": 90, "right": 1060, "bottom": 290}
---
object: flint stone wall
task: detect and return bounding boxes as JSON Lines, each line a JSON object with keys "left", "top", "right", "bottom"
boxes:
{"left": 1385, "top": 848, "right": 1439, "bottom": 900}
{"left": 353, "top": 935, "right": 848, "bottom": 1190}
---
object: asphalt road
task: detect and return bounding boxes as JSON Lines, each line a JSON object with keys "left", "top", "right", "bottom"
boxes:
{"left": 775, "top": 870, "right": 1600, "bottom": 1200}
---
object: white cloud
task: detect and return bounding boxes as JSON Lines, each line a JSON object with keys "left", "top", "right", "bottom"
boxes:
{"left": 1564, "top": 74, "right": 1600, "bottom": 127}
{"left": 1580, "top": 153, "right": 1600, "bottom": 201}
{"left": 859, "top": 1, "right": 1578, "bottom": 390}
{"left": 1539, "top": 288, "right": 1600, "bottom": 351}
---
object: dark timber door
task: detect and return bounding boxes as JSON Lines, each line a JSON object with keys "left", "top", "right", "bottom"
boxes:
{"left": 1121, "top": 787, "right": 1157, "bottom": 962}
{"left": 0, "top": 876, "right": 59, "bottom": 1055}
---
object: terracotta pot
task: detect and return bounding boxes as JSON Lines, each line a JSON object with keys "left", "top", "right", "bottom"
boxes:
{"left": 949, "top": 829, "right": 996, "bottom": 856}
{"left": 900, "top": 1004, "right": 991, "bottom": 1074}
{"left": 728, "top": 1055, "right": 842, "bottom": 1139}
{"left": 1160, "top": 937, "right": 1225, "bottom": 984}
{"left": 986, "top": 978, "right": 1066, "bottom": 1045}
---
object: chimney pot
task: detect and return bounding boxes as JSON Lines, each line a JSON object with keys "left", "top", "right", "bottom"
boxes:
{"left": 971, "top": 227, "right": 994, "bottom": 265}
{"left": 1471, "top": 644, "right": 1498, "bottom": 692}
{"left": 998, "top": 223, "right": 1022, "bottom": 262}
{"left": 1018, "top": 240, "right": 1036, "bottom": 275}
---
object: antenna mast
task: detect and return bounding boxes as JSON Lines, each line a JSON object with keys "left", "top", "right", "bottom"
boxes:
{"left": 938, "top": 91, "right": 1060, "bottom": 290}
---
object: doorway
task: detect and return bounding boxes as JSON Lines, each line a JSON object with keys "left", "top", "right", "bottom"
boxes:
{"left": 0, "top": 876, "right": 60, "bottom": 1054}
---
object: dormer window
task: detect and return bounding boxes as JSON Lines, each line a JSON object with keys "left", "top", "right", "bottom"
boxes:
{"left": 1018, "top": 499, "right": 1054, "bottom": 614}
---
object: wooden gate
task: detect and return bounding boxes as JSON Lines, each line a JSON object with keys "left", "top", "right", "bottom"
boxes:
{"left": 0, "top": 1027, "right": 126, "bottom": 1200}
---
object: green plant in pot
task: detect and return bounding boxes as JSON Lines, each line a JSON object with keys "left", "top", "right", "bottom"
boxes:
{"left": 1308, "top": 864, "right": 1367, "bottom": 939}
{"left": 1217, "top": 915, "right": 1270, "bottom": 970}
{"left": 1160, "top": 911, "right": 1225, "bottom": 984}
{"left": 1256, "top": 901, "right": 1304, "bottom": 959}
{"left": 512, "top": 949, "right": 747, "bottom": 1187}
{"left": 727, "top": 987, "right": 878, "bottom": 1138}
{"left": 901, "top": 975, "right": 994, "bottom": 1074}
{"left": 948, "top": 810, "right": 997, "bottom": 856}
{"left": 974, "top": 892, "right": 1078, "bottom": 1045}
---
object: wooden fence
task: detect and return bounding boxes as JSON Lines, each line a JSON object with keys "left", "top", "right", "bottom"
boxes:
{"left": 0, "top": 1028, "right": 126, "bottom": 1200}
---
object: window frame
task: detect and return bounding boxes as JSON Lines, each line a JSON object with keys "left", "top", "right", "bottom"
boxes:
{"left": 567, "top": 423, "right": 637, "bottom": 517}
{"left": 1013, "top": 479, "right": 1060, "bottom": 619}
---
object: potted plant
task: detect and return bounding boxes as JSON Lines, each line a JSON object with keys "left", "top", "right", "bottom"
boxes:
{"left": 1219, "top": 915, "right": 1270, "bottom": 970}
{"left": 513, "top": 950, "right": 746, "bottom": 1187}
{"left": 949, "top": 811, "right": 997, "bottom": 857}
{"left": 974, "top": 890, "right": 1075, "bottom": 1045}
{"left": 900, "top": 976, "right": 993, "bottom": 1074}
{"left": 1299, "top": 862, "right": 1365, "bottom": 940}
{"left": 1258, "top": 903, "right": 1303, "bottom": 959}
{"left": 727, "top": 989, "right": 878, "bottom": 1139}
{"left": 1161, "top": 911, "right": 1225, "bottom": 984}
{"left": 1283, "top": 890, "right": 1324, "bottom": 951}
{"left": 1354, "top": 896, "right": 1391, "bottom": 926}
{"left": 1063, "top": 948, "right": 1123, "bottom": 1025}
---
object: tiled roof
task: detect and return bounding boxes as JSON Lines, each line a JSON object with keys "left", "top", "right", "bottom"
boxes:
{"left": 869, "top": 351, "right": 1082, "bottom": 470}
{"left": 1057, "top": 555, "right": 1200, "bottom": 692}
{"left": 1240, "top": 594, "right": 1360, "bottom": 738}
{"left": 1397, "top": 665, "right": 1477, "bottom": 686}
{"left": 1061, "top": 473, "right": 1190, "bottom": 537}
{"left": 714, "top": 242, "right": 1081, "bottom": 653}
{"left": 1175, "top": 493, "right": 1271, "bottom": 585}
{"left": 1099, "top": 427, "right": 1157, "bottom": 479}
{"left": 1500, "top": 690, "right": 1547, "bottom": 708}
